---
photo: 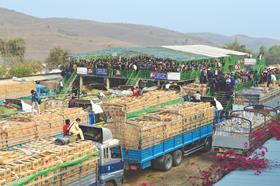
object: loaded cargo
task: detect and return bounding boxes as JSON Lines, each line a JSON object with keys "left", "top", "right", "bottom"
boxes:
{"left": 102, "top": 90, "right": 182, "bottom": 121}
{"left": 0, "top": 80, "right": 36, "bottom": 100}
{"left": 107, "top": 102, "right": 214, "bottom": 150}
{"left": 106, "top": 102, "right": 215, "bottom": 170}
{"left": 0, "top": 139, "right": 99, "bottom": 186}
{"left": 0, "top": 108, "right": 88, "bottom": 149}
{"left": 234, "top": 86, "right": 280, "bottom": 108}
{"left": 213, "top": 107, "right": 277, "bottom": 154}
{"left": 182, "top": 83, "right": 208, "bottom": 96}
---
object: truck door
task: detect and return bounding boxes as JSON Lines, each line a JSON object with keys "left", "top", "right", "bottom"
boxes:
{"left": 99, "top": 145, "right": 124, "bottom": 186}
{"left": 100, "top": 145, "right": 124, "bottom": 174}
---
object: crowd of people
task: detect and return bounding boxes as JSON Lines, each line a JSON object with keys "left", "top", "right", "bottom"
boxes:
{"left": 258, "top": 69, "right": 278, "bottom": 87}
{"left": 63, "top": 56, "right": 279, "bottom": 98}
{"left": 200, "top": 67, "right": 279, "bottom": 96}
{"left": 68, "top": 56, "right": 223, "bottom": 73}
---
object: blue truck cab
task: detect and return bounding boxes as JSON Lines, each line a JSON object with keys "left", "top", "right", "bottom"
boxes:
{"left": 36, "top": 84, "right": 48, "bottom": 97}
{"left": 80, "top": 125, "right": 124, "bottom": 186}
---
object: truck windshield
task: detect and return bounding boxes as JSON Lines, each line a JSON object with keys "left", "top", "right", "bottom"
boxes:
{"left": 110, "top": 146, "right": 122, "bottom": 159}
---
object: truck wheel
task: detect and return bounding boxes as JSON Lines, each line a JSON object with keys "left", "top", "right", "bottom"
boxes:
{"left": 161, "top": 154, "right": 173, "bottom": 171}
{"left": 202, "top": 137, "right": 212, "bottom": 152}
{"left": 105, "top": 181, "right": 116, "bottom": 186}
{"left": 152, "top": 156, "right": 165, "bottom": 170}
{"left": 172, "top": 150, "right": 183, "bottom": 167}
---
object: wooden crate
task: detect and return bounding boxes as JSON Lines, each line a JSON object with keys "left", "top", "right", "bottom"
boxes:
{"left": 0, "top": 108, "right": 89, "bottom": 149}
{"left": 0, "top": 139, "right": 98, "bottom": 186}
{"left": 102, "top": 90, "right": 181, "bottom": 121}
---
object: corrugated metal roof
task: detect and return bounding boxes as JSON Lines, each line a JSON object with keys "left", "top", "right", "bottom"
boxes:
{"left": 162, "top": 45, "right": 249, "bottom": 58}
{"left": 20, "top": 74, "right": 62, "bottom": 82}
{"left": 215, "top": 138, "right": 280, "bottom": 186}
{"left": 72, "top": 47, "right": 211, "bottom": 62}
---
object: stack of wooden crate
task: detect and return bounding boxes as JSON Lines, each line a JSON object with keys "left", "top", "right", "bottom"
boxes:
{"left": 44, "top": 99, "right": 66, "bottom": 110}
{"left": 161, "top": 102, "right": 215, "bottom": 130}
{"left": 33, "top": 110, "right": 64, "bottom": 138}
{"left": 110, "top": 111, "right": 182, "bottom": 150}
{"left": 107, "top": 102, "right": 215, "bottom": 150}
{"left": 62, "top": 107, "right": 88, "bottom": 124}
{"left": 0, "top": 139, "right": 98, "bottom": 186}
{"left": 0, "top": 108, "right": 88, "bottom": 149}
{"left": 235, "top": 86, "right": 280, "bottom": 105}
{"left": 182, "top": 83, "right": 208, "bottom": 96}
{"left": 0, "top": 119, "right": 36, "bottom": 148}
{"left": 0, "top": 80, "right": 36, "bottom": 100}
{"left": 102, "top": 90, "right": 181, "bottom": 121}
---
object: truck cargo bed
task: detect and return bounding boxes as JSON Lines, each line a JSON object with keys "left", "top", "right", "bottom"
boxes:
{"left": 123, "top": 124, "right": 213, "bottom": 169}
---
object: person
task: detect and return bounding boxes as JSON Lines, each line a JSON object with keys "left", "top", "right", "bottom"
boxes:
{"left": 97, "top": 92, "right": 106, "bottom": 100}
{"left": 63, "top": 119, "right": 71, "bottom": 136}
{"left": 267, "top": 71, "right": 272, "bottom": 87}
{"left": 132, "top": 86, "right": 139, "bottom": 96}
{"left": 31, "top": 90, "right": 40, "bottom": 114}
{"left": 200, "top": 69, "right": 204, "bottom": 84}
{"left": 225, "top": 75, "right": 232, "bottom": 90}
{"left": 59, "top": 80, "right": 64, "bottom": 92}
{"left": 253, "top": 71, "right": 259, "bottom": 87}
{"left": 138, "top": 88, "right": 144, "bottom": 96}
{"left": 133, "top": 63, "right": 138, "bottom": 71}
{"left": 214, "top": 97, "right": 223, "bottom": 111}
{"left": 211, "top": 97, "right": 224, "bottom": 125}
{"left": 68, "top": 97, "right": 76, "bottom": 108}
{"left": 271, "top": 73, "right": 277, "bottom": 86}
{"left": 193, "top": 91, "right": 201, "bottom": 102}
{"left": 69, "top": 118, "right": 84, "bottom": 140}
{"left": 138, "top": 80, "right": 144, "bottom": 96}
{"left": 165, "top": 82, "right": 171, "bottom": 90}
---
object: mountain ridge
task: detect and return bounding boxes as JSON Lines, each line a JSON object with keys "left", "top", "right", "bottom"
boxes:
{"left": 0, "top": 8, "right": 279, "bottom": 60}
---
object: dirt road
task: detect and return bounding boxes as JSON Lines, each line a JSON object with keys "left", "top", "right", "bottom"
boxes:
{"left": 123, "top": 151, "right": 215, "bottom": 186}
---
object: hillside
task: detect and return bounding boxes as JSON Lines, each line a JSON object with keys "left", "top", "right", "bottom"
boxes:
{"left": 0, "top": 8, "right": 280, "bottom": 60}
{"left": 189, "top": 32, "right": 280, "bottom": 51}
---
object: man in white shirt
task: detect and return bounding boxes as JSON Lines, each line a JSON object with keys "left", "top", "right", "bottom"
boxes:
{"left": 214, "top": 97, "right": 223, "bottom": 111}
{"left": 133, "top": 64, "right": 137, "bottom": 71}
{"left": 271, "top": 73, "right": 277, "bottom": 86}
{"left": 193, "top": 91, "right": 201, "bottom": 102}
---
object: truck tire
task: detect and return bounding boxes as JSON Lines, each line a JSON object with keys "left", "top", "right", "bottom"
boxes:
{"left": 105, "top": 181, "right": 116, "bottom": 186}
{"left": 202, "top": 137, "right": 212, "bottom": 152}
{"left": 161, "top": 153, "right": 173, "bottom": 171}
{"left": 152, "top": 156, "right": 165, "bottom": 170}
{"left": 172, "top": 150, "right": 183, "bottom": 167}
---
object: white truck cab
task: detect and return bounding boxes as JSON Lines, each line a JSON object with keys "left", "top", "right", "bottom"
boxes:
{"left": 79, "top": 125, "right": 124, "bottom": 186}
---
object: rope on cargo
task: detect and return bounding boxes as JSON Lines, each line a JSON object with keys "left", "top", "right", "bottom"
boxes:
{"left": 10, "top": 151, "right": 99, "bottom": 186}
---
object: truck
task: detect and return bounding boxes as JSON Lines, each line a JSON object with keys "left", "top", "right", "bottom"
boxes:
{"left": 3, "top": 101, "right": 214, "bottom": 186}
{"left": 42, "top": 122, "right": 213, "bottom": 186}
{"left": 67, "top": 122, "right": 213, "bottom": 185}
{"left": 213, "top": 105, "right": 278, "bottom": 155}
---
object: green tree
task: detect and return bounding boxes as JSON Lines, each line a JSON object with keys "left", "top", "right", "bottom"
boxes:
{"left": 225, "top": 39, "right": 253, "bottom": 54}
{"left": 46, "top": 47, "right": 70, "bottom": 70}
{"left": 9, "top": 63, "right": 33, "bottom": 77}
{"left": 0, "top": 38, "right": 26, "bottom": 60}
{"left": 0, "top": 65, "right": 6, "bottom": 77}
{"left": 259, "top": 46, "right": 268, "bottom": 58}
{"left": 0, "top": 39, "right": 6, "bottom": 56}
{"left": 6, "top": 38, "right": 26, "bottom": 59}
{"left": 267, "top": 45, "right": 280, "bottom": 65}
{"left": 24, "top": 59, "right": 44, "bottom": 74}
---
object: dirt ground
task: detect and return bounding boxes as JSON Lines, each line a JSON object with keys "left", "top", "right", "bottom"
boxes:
{"left": 123, "top": 151, "right": 215, "bottom": 186}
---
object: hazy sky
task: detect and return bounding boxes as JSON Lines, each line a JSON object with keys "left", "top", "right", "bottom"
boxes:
{"left": 0, "top": 0, "right": 279, "bottom": 39}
